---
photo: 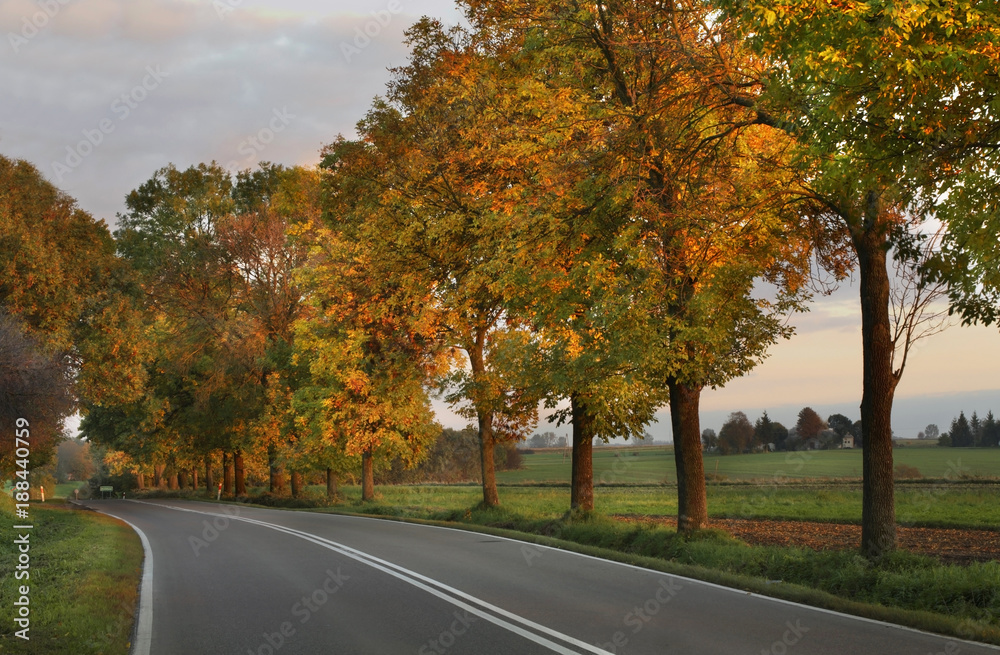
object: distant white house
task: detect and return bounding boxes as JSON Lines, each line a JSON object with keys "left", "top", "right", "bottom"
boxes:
{"left": 842, "top": 435, "right": 855, "bottom": 449}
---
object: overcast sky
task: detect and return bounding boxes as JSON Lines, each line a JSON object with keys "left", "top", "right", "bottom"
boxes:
{"left": 3, "top": 0, "right": 997, "bottom": 439}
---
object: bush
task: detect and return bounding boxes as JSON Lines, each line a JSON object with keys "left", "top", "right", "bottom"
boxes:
{"left": 496, "top": 442, "right": 523, "bottom": 471}
{"left": 894, "top": 464, "right": 922, "bottom": 479}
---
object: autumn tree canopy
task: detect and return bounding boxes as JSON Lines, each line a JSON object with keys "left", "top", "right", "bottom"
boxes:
{"left": 86, "top": 163, "right": 321, "bottom": 494}
{"left": 0, "top": 155, "right": 146, "bottom": 474}
{"left": 465, "top": 0, "right": 819, "bottom": 527}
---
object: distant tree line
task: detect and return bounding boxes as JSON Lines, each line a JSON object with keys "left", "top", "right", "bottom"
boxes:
{"left": 380, "top": 428, "right": 522, "bottom": 484}
{"left": 702, "top": 408, "right": 1000, "bottom": 452}
{"left": 937, "top": 411, "right": 1000, "bottom": 448}
{"left": 523, "top": 431, "right": 569, "bottom": 450}
{"left": 521, "top": 430, "right": 660, "bottom": 450}
{"left": 704, "top": 407, "right": 862, "bottom": 455}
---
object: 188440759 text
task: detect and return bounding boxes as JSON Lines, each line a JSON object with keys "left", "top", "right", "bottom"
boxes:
{"left": 12, "top": 417, "right": 33, "bottom": 640}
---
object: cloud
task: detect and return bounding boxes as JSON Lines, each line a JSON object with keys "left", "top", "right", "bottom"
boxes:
{"left": 55, "top": 0, "right": 127, "bottom": 40}
{"left": 1, "top": 0, "right": 458, "bottom": 223}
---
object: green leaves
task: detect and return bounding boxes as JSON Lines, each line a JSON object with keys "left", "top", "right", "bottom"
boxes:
{"left": 100, "top": 162, "right": 320, "bottom": 477}
{"left": 725, "top": 0, "right": 1000, "bottom": 325}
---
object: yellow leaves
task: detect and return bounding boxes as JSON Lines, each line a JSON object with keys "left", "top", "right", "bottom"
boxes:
{"left": 103, "top": 450, "right": 139, "bottom": 477}
{"left": 816, "top": 45, "right": 849, "bottom": 65}
{"left": 564, "top": 330, "right": 584, "bottom": 360}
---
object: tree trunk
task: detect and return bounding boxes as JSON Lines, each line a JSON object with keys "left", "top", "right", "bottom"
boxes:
{"left": 153, "top": 462, "right": 165, "bottom": 489}
{"left": 326, "top": 468, "right": 339, "bottom": 499}
{"left": 570, "top": 393, "right": 595, "bottom": 512}
{"left": 469, "top": 326, "right": 500, "bottom": 508}
{"left": 223, "top": 452, "right": 233, "bottom": 496}
{"left": 477, "top": 410, "right": 500, "bottom": 508}
{"left": 167, "top": 471, "right": 179, "bottom": 490}
{"left": 191, "top": 467, "right": 199, "bottom": 490}
{"left": 853, "top": 207, "right": 899, "bottom": 559}
{"left": 234, "top": 451, "right": 246, "bottom": 496}
{"left": 268, "top": 445, "right": 286, "bottom": 495}
{"left": 177, "top": 469, "right": 188, "bottom": 489}
{"left": 136, "top": 471, "right": 145, "bottom": 489}
{"left": 361, "top": 450, "right": 374, "bottom": 501}
{"left": 204, "top": 454, "right": 214, "bottom": 494}
{"left": 667, "top": 377, "right": 707, "bottom": 533}
{"left": 290, "top": 470, "right": 303, "bottom": 498}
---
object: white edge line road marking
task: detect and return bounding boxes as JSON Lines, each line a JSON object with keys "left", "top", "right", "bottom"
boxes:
{"left": 128, "top": 500, "right": 611, "bottom": 655}
{"left": 93, "top": 508, "right": 153, "bottom": 655}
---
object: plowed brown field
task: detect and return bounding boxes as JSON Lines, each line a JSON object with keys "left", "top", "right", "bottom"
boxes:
{"left": 616, "top": 515, "right": 1000, "bottom": 564}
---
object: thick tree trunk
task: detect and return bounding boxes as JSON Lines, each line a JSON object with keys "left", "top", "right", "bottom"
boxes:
{"left": 326, "top": 468, "right": 339, "bottom": 499}
{"left": 223, "top": 452, "right": 233, "bottom": 496}
{"left": 268, "top": 445, "right": 286, "bottom": 495}
{"left": 204, "top": 454, "right": 214, "bottom": 493}
{"left": 153, "top": 462, "right": 165, "bottom": 489}
{"left": 853, "top": 210, "right": 898, "bottom": 559}
{"left": 234, "top": 451, "right": 246, "bottom": 496}
{"left": 667, "top": 377, "right": 707, "bottom": 533}
{"left": 290, "top": 470, "right": 303, "bottom": 498}
{"left": 469, "top": 327, "right": 500, "bottom": 508}
{"left": 177, "top": 469, "right": 188, "bottom": 489}
{"left": 136, "top": 471, "right": 145, "bottom": 489}
{"left": 570, "top": 393, "right": 595, "bottom": 512}
{"left": 361, "top": 450, "right": 374, "bottom": 501}
{"left": 167, "top": 471, "right": 179, "bottom": 490}
{"left": 191, "top": 467, "right": 199, "bottom": 490}
{"left": 477, "top": 410, "right": 500, "bottom": 508}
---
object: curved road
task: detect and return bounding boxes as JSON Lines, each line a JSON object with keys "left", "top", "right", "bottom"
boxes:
{"left": 84, "top": 499, "right": 997, "bottom": 655}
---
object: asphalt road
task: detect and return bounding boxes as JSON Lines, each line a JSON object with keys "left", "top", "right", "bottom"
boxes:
{"left": 84, "top": 499, "right": 998, "bottom": 655}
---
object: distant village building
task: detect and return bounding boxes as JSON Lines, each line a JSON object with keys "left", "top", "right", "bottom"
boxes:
{"left": 842, "top": 435, "right": 855, "bottom": 449}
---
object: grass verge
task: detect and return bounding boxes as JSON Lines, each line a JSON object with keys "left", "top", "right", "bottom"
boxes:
{"left": 0, "top": 494, "right": 143, "bottom": 654}
{"left": 315, "top": 498, "right": 1000, "bottom": 647}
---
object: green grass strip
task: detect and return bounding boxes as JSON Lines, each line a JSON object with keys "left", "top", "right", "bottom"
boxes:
{"left": 0, "top": 495, "right": 142, "bottom": 655}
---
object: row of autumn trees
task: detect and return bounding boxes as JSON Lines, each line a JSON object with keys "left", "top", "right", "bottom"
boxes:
{"left": 308, "top": 0, "right": 999, "bottom": 561}
{"left": 3, "top": 1, "right": 999, "bottom": 561}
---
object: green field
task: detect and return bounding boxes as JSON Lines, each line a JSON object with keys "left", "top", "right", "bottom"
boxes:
{"left": 288, "top": 447, "right": 1000, "bottom": 528}
{"left": 1, "top": 482, "right": 86, "bottom": 500}
{"left": 54, "top": 483, "right": 85, "bottom": 499}
{"left": 498, "top": 445, "right": 1000, "bottom": 484}
{"left": 332, "top": 481, "right": 1000, "bottom": 530}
